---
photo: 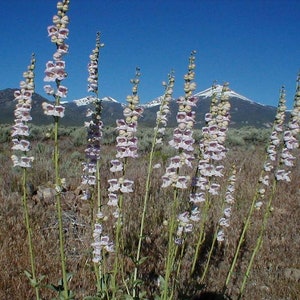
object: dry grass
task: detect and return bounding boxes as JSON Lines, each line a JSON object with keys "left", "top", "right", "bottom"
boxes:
{"left": 0, "top": 136, "right": 299, "bottom": 299}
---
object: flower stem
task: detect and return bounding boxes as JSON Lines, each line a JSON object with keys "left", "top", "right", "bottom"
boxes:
{"left": 22, "top": 168, "right": 40, "bottom": 300}
{"left": 162, "top": 188, "right": 179, "bottom": 300}
{"left": 238, "top": 181, "right": 277, "bottom": 299}
{"left": 54, "top": 117, "right": 69, "bottom": 298}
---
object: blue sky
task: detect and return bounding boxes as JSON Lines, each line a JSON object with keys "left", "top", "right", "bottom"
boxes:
{"left": 0, "top": 0, "right": 299, "bottom": 108}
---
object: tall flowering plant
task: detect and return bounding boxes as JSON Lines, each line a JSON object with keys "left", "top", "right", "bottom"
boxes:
{"left": 190, "top": 83, "right": 231, "bottom": 274}
{"left": 11, "top": 55, "right": 42, "bottom": 300}
{"left": 236, "top": 78, "right": 300, "bottom": 298}
{"left": 81, "top": 32, "right": 104, "bottom": 209}
{"left": 223, "top": 86, "right": 288, "bottom": 295}
{"left": 161, "top": 50, "right": 198, "bottom": 300}
{"left": 132, "top": 71, "right": 175, "bottom": 298}
{"left": 96, "top": 68, "right": 144, "bottom": 298}
{"left": 42, "top": 1, "right": 71, "bottom": 299}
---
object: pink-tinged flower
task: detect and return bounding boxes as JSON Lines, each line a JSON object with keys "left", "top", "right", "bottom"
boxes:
{"left": 175, "top": 176, "right": 190, "bottom": 189}
{"left": 169, "top": 156, "right": 181, "bottom": 168}
{"left": 283, "top": 131, "right": 299, "bottom": 149}
{"left": 217, "top": 230, "right": 225, "bottom": 242}
{"left": 14, "top": 109, "right": 32, "bottom": 122}
{"left": 219, "top": 217, "right": 230, "bottom": 227}
{"left": 56, "top": 85, "right": 68, "bottom": 98}
{"left": 120, "top": 179, "right": 134, "bottom": 193}
{"left": 195, "top": 175, "right": 209, "bottom": 190}
{"left": 225, "top": 192, "right": 235, "bottom": 204}
{"left": 107, "top": 193, "right": 118, "bottom": 206}
{"left": 108, "top": 179, "right": 120, "bottom": 192}
{"left": 110, "top": 160, "right": 123, "bottom": 172}
{"left": 11, "top": 123, "right": 29, "bottom": 137}
{"left": 178, "top": 212, "right": 190, "bottom": 224}
{"left": 264, "top": 162, "right": 273, "bottom": 172}
{"left": 190, "top": 207, "right": 201, "bottom": 222}
{"left": 255, "top": 201, "right": 263, "bottom": 210}
{"left": 208, "top": 183, "right": 220, "bottom": 195}
{"left": 81, "top": 175, "right": 96, "bottom": 186}
{"left": 275, "top": 169, "right": 291, "bottom": 182}
{"left": 47, "top": 25, "right": 58, "bottom": 37}
{"left": 259, "top": 175, "right": 270, "bottom": 186}
{"left": 42, "top": 102, "right": 65, "bottom": 118}
{"left": 190, "top": 192, "right": 205, "bottom": 203}
{"left": 162, "top": 174, "right": 173, "bottom": 188}
{"left": 223, "top": 207, "right": 232, "bottom": 218}
{"left": 82, "top": 162, "right": 97, "bottom": 174}
{"left": 11, "top": 139, "right": 31, "bottom": 152}
{"left": 11, "top": 155, "right": 34, "bottom": 168}
{"left": 44, "top": 85, "right": 55, "bottom": 95}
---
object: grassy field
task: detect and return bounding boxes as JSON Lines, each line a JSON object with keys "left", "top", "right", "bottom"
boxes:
{"left": 0, "top": 127, "right": 299, "bottom": 299}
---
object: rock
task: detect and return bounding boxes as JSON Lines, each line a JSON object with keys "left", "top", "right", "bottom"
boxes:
{"left": 284, "top": 268, "right": 300, "bottom": 281}
{"left": 37, "top": 186, "right": 56, "bottom": 204}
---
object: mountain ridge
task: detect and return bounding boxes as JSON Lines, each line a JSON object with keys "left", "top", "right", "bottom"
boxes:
{"left": 0, "top": 87, "right": 284, "bottom": 128}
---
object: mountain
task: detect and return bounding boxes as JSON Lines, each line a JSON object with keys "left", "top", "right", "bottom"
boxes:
{"left": 141, "top": 85, "right": 280, "bottom": 128}
{"left": 0, "top": 89, "right": 123, "bottom": 126}
{"left": 0, "top": 86, "right": 285, "bottom": 128}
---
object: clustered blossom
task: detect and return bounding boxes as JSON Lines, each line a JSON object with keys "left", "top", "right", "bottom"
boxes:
{"left": 42, "top": 0, "right": 70, "bottom": 116}
{"left": 88, "top": 32, "right": 104, "bottom": 93}
{"left": 253, "top": 87, "right": 287, "bottom": 208}
{"left": 106, "top": 68, "right": 143, "bottom": 224}
{"left": 192, "top": 83, "right": 231, "bottom": 196}
{"left": 154, "top": 72, "right": 175, "bottom": 147}
{"left": 162, "top": 51, "right": 198, "bottom": 189}
{"left": 81, "top": 33, "right": 104, "bottom": 201}
{"left": 91, "top": 214, "right": 114, "bottom": 264}
{"left": 11, "top": 55, "right": 35, "bottom": 168}
{"left": 275, "top": 77, "right": 300, "bottom": 183}
{"left": 217, "top": 167, "right": 236, "bottom": 242}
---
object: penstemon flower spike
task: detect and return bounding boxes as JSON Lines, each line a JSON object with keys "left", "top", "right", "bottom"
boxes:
{"left": 224, "top": 85, "right": 288, "bottom": 294}
{"left": 190, "top": 83, "right": 231, "bottom": 275}
{"left": 132, "top": 71, "right": 175, "bottom": 298}
{"left": 161, "top": 50, "right": 198, "bottom": 300}
{"left": 11, "top": 54, "right": 41, "bottom": 300}
{"left": 43, "top": 1, "right": 71, "bottom": 298}
{"left": 106, "top": 67, "right": 143, "bottom": 298}
{"left": 237, "top": 77, "right": 300, "bottom": 299}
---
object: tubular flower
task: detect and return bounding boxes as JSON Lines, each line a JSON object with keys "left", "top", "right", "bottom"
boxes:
{"left": 104, "top": 68, "right": 143, "bottom": 229}
{"left": 254, "top": 87, "right": 287, "bottom": 207}
{"left": 162, "top": 51, "right": 198, "bottom": 189}
{"left": 194, "top": 83, "right": 231, "bottom": 196}
{"left": 11, "top": 55, "right": 35, "bottom": 168}
{"left": 81, "top": 33, "right": 104, "bottom": 202}
{"left": 154, "top": 72, "right": 175, "bottom": 147}
{"left": 43, "top": 0, "right": 70, "bottom": 116}
{"left": 217, "top": 167, "right": 236, "bottom": 242}
{"left": 276, "top": 78, "right": 300, "bottom": 182}
{"left": 91, "top": 219, "right": 114, "bottom": 264}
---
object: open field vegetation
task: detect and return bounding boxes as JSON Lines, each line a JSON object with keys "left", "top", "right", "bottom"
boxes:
{"left": 1, "top": 124, "right": 300, "bottom": 299}
{"left": 1, "top": 1, "right": 300, "bottom": 299}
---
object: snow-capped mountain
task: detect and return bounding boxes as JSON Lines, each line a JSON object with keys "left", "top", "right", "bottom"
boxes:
{"left": 141, "top": 95, "right": 171, "bottom": 108}
{"left": 194, "top": 84, "right": 253, "bottom": 103}
{"left": 143, "top": 84, "right": 255, "bottom": 108}
{"left": 0, "top": 87, "right": 284, "bottom": 128}
{"left": 73, "top": 96, "right": 119, "bottom": 106}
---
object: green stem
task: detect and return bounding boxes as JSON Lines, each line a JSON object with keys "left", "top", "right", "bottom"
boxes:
{"left": 223, "top": 192, "right": 258, "bottom": 293}
{"left": 238, "top": 181, "right": 277, "bottom": 299}
{"left": 111, "top": 193, "right": 124, "bottom": 299}
{"left": 162, "top": 188, "right": 179, "bottom": 300}
{"left": 190, "top": 195, "right": 210, "bottom": 275}
{"left": 132, "top": 128, "right": 158, "bottom": 297}
{"left": 54, "top": 117, "right": 69, "bottom": 298}
{"left": 22, "top": 168, "right": 40, "bottom": 299}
